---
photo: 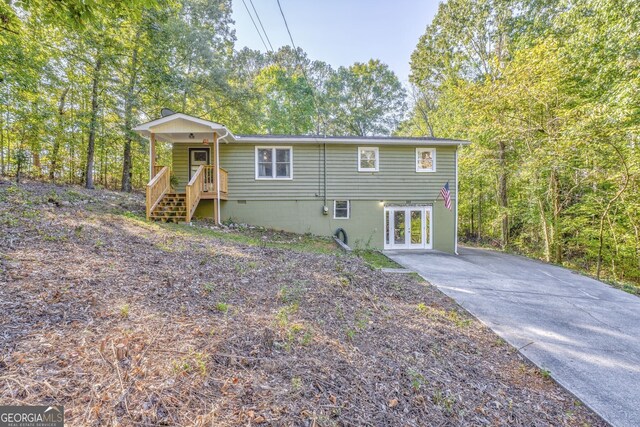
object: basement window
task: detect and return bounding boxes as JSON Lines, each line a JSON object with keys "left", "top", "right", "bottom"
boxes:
{"left": 255, "top": 147, "right": 292, "bottom": 179}
{"left": 334, "top": 200, "right": 350, "bottom": 219}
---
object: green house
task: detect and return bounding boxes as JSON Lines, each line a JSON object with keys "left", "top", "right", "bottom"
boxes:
{"left": 134, "top": 113, "right": 469, "bottom": 253}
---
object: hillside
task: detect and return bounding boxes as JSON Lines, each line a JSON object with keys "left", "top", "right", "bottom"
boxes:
{"left": 0, "top": 180, "right": 604, "bottom": 426}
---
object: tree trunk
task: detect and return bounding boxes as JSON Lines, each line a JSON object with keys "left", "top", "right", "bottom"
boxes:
{"left": 85, "top": 56, "right": 102, "bottom": 189}
{"left": 50, "top": 87, "right": 69, "bottom": 182}
{"left": 551, "top": 169, "right": 563, "bottom": 263}
{"left": 32, "top": 150, "right": 41, "bottom": 177}
{"left": 537, "top": 197, "right": 551, "bottom": 262}
{"left": 497, "top": 141, "right": 508, "bottom": 247}
{"left": 0, "top": 110, "right": 4, "bottom": 176}
{"left": 122, "top": 31, "right": 141, "bottom": 192}
{"left": 470, "top": 186, "right": 475, "bottom": 239}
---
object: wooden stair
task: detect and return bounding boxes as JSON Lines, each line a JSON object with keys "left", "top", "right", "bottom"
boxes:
{"left": 149, "top": 193, "right": 187, "bottom": 223}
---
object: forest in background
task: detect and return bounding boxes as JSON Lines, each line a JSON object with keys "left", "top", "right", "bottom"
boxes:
{"left": 1, "top": 0, "right": 639, "bottom": 287}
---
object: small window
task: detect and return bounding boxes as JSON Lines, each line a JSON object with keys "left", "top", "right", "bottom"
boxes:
{"left": 256, "top": 146, "right": 292, "bottom": 179}
{"left": 416, "top": 148, "right": 436, "bottom": 172}
{"left": 334, "top": 200, "right": 350, "bottom": 219}
{"left": 358, "top": 147, "right": 379, "bottom": 172}
{"left": 193, "top": 152, "right": 207, "bottom": 162}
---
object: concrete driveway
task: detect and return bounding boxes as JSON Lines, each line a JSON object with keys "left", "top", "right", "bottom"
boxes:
{"left": 386, "top": 247, "right": 640, "bottom": 427}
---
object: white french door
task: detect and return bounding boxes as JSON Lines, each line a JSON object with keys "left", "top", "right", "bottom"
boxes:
{"left": 384, "top": 206, "right": 432, "bottom": 250}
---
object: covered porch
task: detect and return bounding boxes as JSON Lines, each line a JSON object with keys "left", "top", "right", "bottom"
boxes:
{"left": 133, "top": 113, "right": 234, "bottom": 224}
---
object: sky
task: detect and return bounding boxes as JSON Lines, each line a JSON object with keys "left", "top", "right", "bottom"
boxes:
{"left": 230, "top": 0, "right": 440, "bottom": 84}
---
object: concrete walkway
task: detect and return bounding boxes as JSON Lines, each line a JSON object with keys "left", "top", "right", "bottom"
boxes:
{"left": 386, "top": 247, "right": 640, "bottom": 427}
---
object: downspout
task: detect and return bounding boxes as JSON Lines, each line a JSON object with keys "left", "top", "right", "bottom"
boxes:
{"left": 455, "top": 145, "right": 459, "bottom": 255}
{"left": 216, "top": 128, "right": 230, "bottom": 225}
{"left": 323, "top": 140, "right": 327, "bottom": 211}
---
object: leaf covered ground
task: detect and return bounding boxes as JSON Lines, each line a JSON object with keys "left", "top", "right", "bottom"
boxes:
{"left": 0, "top": 180, "right": 605, "bottom": 426}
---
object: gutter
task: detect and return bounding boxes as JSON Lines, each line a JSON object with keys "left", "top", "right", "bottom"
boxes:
{"left": 233, "top": 136, "right": 470, "bottom": 146}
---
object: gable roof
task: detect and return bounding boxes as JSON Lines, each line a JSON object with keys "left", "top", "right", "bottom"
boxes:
{"left": 133, "top": 113, "right": 227, "bottom": 131}
{"left": 132, "top": 113, "right": 235, "bottom": 142}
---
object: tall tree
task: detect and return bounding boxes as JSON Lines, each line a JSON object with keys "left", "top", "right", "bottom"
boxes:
{"left": 328, "top": 60, "right": 406, "bottom": 136}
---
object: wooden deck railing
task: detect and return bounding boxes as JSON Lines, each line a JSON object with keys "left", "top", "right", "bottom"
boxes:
{"left": 146, "top": 166, "right": 170, "bottom": 220}
{"left": 185, "top": 165, "right": 204, "bottom": 223}
{"left": 219, "top": 168, "right": 228, "bottom": 194}
{"left": 185, "top": 166, "right": 229, "bottom": 222}
{"left": 152, "top": 164, "right": 165, "bottom": 178}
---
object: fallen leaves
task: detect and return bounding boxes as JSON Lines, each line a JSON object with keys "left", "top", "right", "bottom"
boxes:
{"left": 0, "top": 181, "right": 606, "bottom": 427}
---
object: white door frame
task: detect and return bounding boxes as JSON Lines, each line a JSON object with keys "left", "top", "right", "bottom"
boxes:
{"left": 384, "top": 206, "right": 433, "bottom": 250}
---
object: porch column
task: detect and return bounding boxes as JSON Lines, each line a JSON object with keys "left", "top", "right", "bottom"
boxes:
{"left": 149, "top": 131, "right": 156, "bottom": 180}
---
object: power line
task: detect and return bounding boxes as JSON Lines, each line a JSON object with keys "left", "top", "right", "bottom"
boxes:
{"left": 276, "top": 0, "right": 298, "bottom": 51}
{"left": 248, "top": 0, "right": 274, "bottom": 52}
{"left": 241, "top": 0, "right": 270, "bottom": 52}
{"left": 275, "top": 0, "right": 327, "bottom": 134}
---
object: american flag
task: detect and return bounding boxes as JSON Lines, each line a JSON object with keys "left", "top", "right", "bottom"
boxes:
{"left": 440, "top": 181, "right": 452, "bottom": 210}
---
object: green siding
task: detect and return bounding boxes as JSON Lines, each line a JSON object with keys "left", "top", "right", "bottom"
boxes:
{"left": 221, "top": 199, "right": 456, "bottom": 252}
{"left": 219, "top": 144, "right": 457, "bottom": 202}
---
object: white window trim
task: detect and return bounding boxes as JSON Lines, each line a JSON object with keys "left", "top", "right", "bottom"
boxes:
{"left": 333, "top": 200, "right": 350, "bottom": 219}
{"left": 416, "top": 147, "right": 436, "bottom": 173}
{"left": 255, "top": 146, "right": 293, "bottom": 180}
{"left": 357, "top": 146, "right": 379, "bottom": 172}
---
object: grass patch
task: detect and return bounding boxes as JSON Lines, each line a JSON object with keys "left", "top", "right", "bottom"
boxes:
{"left": 214, "top": 302, "right": 229, "bottom": 313}
{"left": 158, "top": 222, "right": 338, "bottom": 255}
{"left": 354, "top": 249, "right": 402, "bottom": 269}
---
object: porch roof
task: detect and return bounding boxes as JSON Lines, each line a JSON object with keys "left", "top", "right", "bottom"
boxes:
{"left": 133, "top": 113, "right": 236, "bottom": 143}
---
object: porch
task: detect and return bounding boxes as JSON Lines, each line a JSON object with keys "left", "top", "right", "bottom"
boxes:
{"left": 133, "top": 112, "right": 236, "bottom": 224}
{"left": 146, "top": 164, "right": 228, "bottom": 223}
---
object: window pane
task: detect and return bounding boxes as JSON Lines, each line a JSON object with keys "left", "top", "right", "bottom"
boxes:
{"left": 275, "top": 163, "right": 290, "bottom": 177}
{"left": 258, "top": 149, "right": 272, "bottom": 163}
{"left": 359, "top": 149, "right": 376, "bottom": 169}
{"left": 385, "top": 211, "right": 390, "bottom": 245}
{"left": 276, "top": 148, "right": 290, "bottom": 162}
{"left": 258, "top": 162, "right": 272, "bottom": 177}
{"left": 410, "top": 210, "right": 422, "bottom": 244}
{"left": 418, "top": 150, "right": 433, "bottom": 170}
{"left": 394, "top": 210, "right": 405, "bottom": 244}
{"left": 193, "top": 151, "right": 207, "bottom": 162}
{"left": 335, "top": 201, "right": 349, "bottom": 218}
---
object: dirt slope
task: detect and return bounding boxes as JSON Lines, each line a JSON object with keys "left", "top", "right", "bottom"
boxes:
{"left": 0, "top": 180, "right": 605, "bottom": 426}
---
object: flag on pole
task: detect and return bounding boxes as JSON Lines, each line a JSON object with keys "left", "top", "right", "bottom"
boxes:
{"left": 440, "top": 181, "right": 452, "bottom": 210}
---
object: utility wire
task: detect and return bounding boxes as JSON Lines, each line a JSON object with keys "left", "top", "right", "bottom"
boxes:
{"left": 276, "top": 0, "right": 332, "bottom": 135}
{"left": 241, "top": 0, "right": 270, "bottom": 52}
{"left": 276, "top": 0, "right": 298, "bottom": 51}
{"left": 248, "top": 0, "right": 274, "bottom": 52}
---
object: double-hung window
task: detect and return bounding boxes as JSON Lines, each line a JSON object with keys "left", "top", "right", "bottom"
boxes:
{"left": 334, "top": 200, "right": 350, "bottom": 219}
{"left": 416, "top": 148, "right": 436, "bottom": 172}
{"left": 256, "top": 146, "right": 292, "bottom": 179}
{"left": 358, "top": 147, "right": 379, "bottom": 172}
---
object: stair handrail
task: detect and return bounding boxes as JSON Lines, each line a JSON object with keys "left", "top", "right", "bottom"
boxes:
{"left": 185, "top": 165, "right": 204, "bottom": 223}
{"left": 146, "top": 166, "right": 170, "bottom": 220}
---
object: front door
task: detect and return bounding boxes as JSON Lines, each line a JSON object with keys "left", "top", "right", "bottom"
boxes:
{"left": 189, "top": 148, "right": 210, "bottom": 180}
{"left": 384, "top": 206, "right": 432, "bottom": 250}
